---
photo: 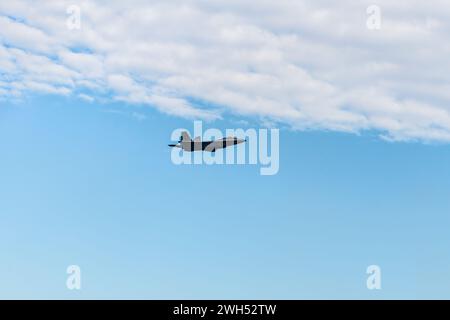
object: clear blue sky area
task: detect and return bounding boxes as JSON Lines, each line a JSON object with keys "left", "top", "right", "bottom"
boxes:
{"left": 1, "top": 95, "right": 450, "bottom": 299}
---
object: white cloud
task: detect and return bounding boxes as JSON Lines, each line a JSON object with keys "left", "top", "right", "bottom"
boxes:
{"left": 1, "top": 0, "right": 450, "bottom": 141}
{"left": 59, "top": 50, "right": 104, "bottom": 79}
{"left": 78, "top": 93, "right": 94, "bottom": 102}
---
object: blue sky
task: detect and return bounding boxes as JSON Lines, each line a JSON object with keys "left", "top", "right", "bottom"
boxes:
{"left": 1, "top": 94, "right": 450, "bottom": 299}
{"left": 2, "top": 1, "right": 450, "bottom": 299}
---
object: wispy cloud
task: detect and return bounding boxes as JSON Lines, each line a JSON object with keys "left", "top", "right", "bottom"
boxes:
{"left": 1, "top": 1, "right": 450, "bottom": 141}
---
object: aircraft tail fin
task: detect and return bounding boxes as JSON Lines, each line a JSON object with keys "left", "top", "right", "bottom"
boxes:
{"left": 180, "top": 131, "right": 191, "bottom": 142}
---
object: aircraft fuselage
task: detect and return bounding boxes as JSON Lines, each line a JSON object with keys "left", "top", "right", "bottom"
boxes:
{"left": 180, "top": 137, "right": 245, "bottom": 152}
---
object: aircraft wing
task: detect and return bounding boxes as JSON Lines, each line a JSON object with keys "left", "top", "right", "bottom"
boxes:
{"left": 204, "top": 141, "right": 220, "bottom": 152}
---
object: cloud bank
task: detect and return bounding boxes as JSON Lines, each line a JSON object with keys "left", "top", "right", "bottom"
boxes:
{"left": 1, "top": 0, "right": 450, "bottom": 141}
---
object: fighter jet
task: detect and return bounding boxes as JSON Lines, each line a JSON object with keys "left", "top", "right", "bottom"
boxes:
{"left": 169, "top": 132, "right": 246, "bottom": 152}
